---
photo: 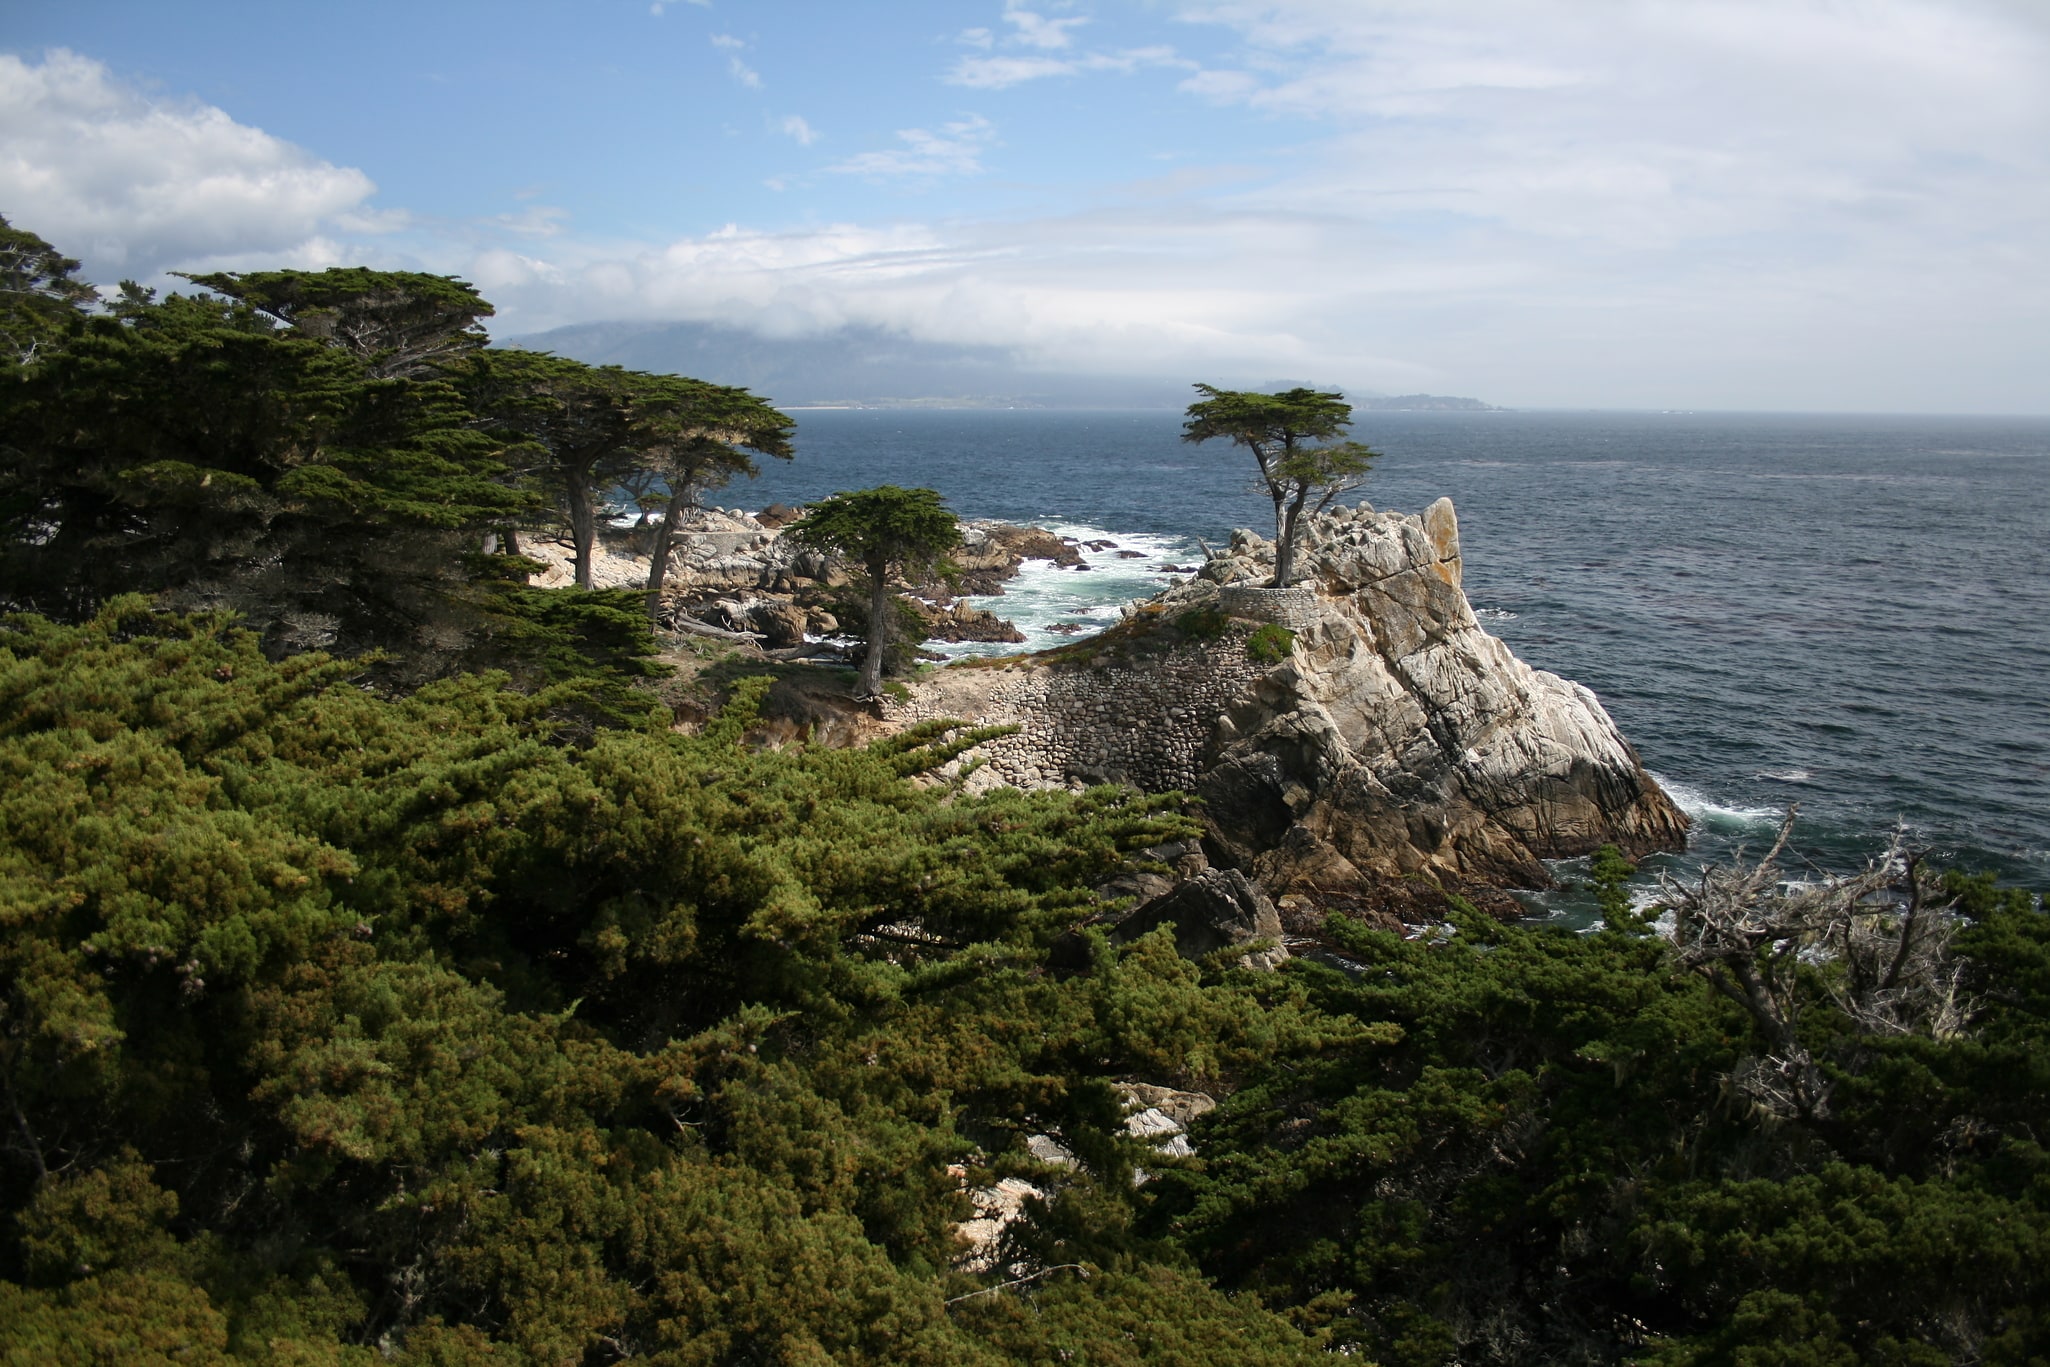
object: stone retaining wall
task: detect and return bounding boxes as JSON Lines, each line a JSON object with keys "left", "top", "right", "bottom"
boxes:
{"left": 887, "top": 632, "right": 1273, "bottom": 794}
{"left": 1218, "top": 585, "right": 1321, "bottom": 629}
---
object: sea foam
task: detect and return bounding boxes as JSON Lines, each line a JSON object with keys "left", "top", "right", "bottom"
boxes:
{"left": 928, "top": 522, "right": 1199, "bottom": 661}
{"left": 1652, "top": 774, "right": 1783, "bottom": 829}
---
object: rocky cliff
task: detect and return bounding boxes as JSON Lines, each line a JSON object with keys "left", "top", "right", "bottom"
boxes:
{"left": 892, "top": 499, "right": 1687, "bottom": 899}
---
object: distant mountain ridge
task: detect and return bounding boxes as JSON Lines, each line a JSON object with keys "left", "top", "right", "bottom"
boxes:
{"left": 1358, "top": 393, "right": 1502, "bottom": 412}
{"left": 502, "top": 320, "right": 1497, "bottom": 412}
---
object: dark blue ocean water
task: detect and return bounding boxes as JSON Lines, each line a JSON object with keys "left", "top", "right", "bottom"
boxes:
{"left": 735, "top": 409, "right": 2050, "bottom": 895}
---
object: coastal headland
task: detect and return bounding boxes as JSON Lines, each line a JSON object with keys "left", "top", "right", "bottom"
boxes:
{"left": 569, "top": 497, "right": 1689, "bottom": 923}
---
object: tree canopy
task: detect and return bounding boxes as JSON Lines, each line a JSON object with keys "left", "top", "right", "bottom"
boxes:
{"left": 789, "top": 485, "right": 962, "bottom": 699}
{"left": 178, "top": 267, "right": 495, "bottom": 380}
{"left": 460, "top": 350, "right": 793, "bottom": 599}
{"left": 0, "top": 228, "right": 792, "bottom": 713}
{"left": 0, "top": 216, "right": 98, "bottom": 371}
{"left": 0, "top": 275, "right": 530, "bottom": 666}
{"left": 1182, "top": 385, "right": 1377, "bottom": 587}
{"left": 625, "top": 375, "right": 795, "bottom": 613}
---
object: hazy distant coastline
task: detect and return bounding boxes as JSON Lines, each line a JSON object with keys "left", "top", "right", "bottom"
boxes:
{"left": 505, "top": 319, "right": 1498, "bottom": 412}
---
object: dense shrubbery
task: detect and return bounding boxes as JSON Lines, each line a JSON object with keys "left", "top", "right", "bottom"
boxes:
{"left": 0, "top": 605, "right": 1346, "bottom": 1362}
{"left": 1243, "top": 624, "right": 1296, "bottom": 665}
{"left": 3, "top": 604, "right": 2045, "bottom": 1364}
{"left": 1149, "top": 879, "right": 2050, "bottom": 1364}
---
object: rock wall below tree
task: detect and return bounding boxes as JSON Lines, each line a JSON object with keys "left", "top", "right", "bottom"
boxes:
{"left": 889, "top": 499, "right": 1688, "bottom": 898}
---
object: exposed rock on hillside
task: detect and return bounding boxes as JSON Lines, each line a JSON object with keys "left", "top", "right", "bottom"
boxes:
{"left": 1110, "top": 868, "right": 1289, "bottom": 971}
{"left": 892, "top": 500, "right": 1687, "bottom": 896}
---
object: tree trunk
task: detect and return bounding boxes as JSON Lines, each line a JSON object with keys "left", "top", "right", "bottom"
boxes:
{"left": 645, "top": 491, "right": 687, "bottom": 619}
{"left": 1271, "top": 484, "right": 1309, "bottom": 588}
{"left": 858, "top": 558, "right": 891, "bottom": 699}
{"left": 565, "top": 464, "right": 598, "bottom": 590}
{"left": 1267, "top": 484, "right": 1288, "bottom": 573}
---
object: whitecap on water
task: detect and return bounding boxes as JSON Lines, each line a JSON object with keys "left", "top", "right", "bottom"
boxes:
{"left": 1755, "top": 768, "right": 1813, "bottom": 784}
{"left": 1474, "top": 607, "right": 1519, "bottom": 622}
{"left": 926, "top": 521, "right": 1201, "bottom": 661}
{"left": 1651, "top": 774, "right": 1783, "bottom": 829}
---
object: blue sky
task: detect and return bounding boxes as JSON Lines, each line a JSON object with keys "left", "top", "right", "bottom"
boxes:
{"left": 4, "top": 0, "right": 2048, "bottom": 411}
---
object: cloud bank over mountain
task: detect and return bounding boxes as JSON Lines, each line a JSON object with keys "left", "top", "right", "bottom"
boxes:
{"left": 4, "top": 0, "right": 2046, "bottom": 411}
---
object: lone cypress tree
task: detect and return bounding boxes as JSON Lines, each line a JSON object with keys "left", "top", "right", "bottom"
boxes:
{"left": 1182, "top": 384, "right": 1377, "bottom": 587}
{"left": 788, "top": 485, "right": 960, "bottom": 699}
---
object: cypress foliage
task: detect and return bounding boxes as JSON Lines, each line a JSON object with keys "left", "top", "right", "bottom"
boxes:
{"left": 0, "top": 605, "right": 1333, "bottom": 1362}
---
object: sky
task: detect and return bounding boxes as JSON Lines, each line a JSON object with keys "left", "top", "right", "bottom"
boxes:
{"left": 3, "top": 0, "right": 2047, "bottom": 412}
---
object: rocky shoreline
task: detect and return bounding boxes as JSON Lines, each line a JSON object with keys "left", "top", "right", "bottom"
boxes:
{"left": 525, "top": 498, "right": 1688, "bottom": 930}
{"left": 521, "top": 506, "right": 1056, "bottom": 653}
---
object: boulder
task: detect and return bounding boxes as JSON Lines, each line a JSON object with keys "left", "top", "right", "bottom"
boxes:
{"left": 919, "top": 601, "right": 1026, "bottom": 644}
{"left": 1118, "top": 1083, "right": 1216, "bottom": 1130}
{"left": 747, "top": 600, "right": 810, "bottom": 649}
{"left": 1111, "top": 868, "right": 1288, "bottom": 970}
{"left": 1192, "top": 498, "right": 1689, "bottom": 887}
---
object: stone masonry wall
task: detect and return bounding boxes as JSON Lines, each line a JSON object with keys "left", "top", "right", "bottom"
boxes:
{"left": 1216, "top": 586, "right": 1322, "bottom": 629}
{"left": 886, "top": 626, "right": 1275, "bottom": 795}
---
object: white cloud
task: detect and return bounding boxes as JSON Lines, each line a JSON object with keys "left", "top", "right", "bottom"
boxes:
{"left": 477, "top": 0, "right": 2050, "bottom": 408}
{"left": 827, "top": 115, "right": 995, "bottom": 179}
{"left": 946, "top": 0, "right": 1190, "bottom": 91}
{"left": 947, "top": 55, "right": 1078, "bottom": 88}
{"left": 948, "top": 45, "right": 1190, "bottom": 88}
{"left": 460, "top": 207, "right": 1454, "bottom": 390}
{"left": 706, "top": 35, "right": 763, "bottom": 87}
{"left": 0, "top": 49, "right": 377, "bottom": 279}
{"left": 1136, "top": 0, "right": 2050, "bottom": 407}
{"left": 1003, "top": 3, "right": 1088, "bottom": 50}
{"left": 491, "top": 204, "right": 568, "bottom": 238}
{"left": 777, "top": 114, "right": 818, "bottom": 146}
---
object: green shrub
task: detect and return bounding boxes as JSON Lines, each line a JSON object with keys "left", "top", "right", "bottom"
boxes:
{"left": 1245, "top": 623, "right": 1296, "bottom": 664}
{"left": 1176, "top": 607, "right": 1230, "bottom": 640}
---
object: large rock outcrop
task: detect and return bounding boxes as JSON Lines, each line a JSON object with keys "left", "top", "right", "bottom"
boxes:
{"left": 1196, "top": 498, "right": 1688, "bottom": 888}
{"left": 892, "top": 500, "right": 1687, "bottom": 894}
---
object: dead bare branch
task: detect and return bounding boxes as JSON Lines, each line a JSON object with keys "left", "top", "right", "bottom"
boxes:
{"left": 1657, "top": 810, "right": 1972, "bottom": 1122}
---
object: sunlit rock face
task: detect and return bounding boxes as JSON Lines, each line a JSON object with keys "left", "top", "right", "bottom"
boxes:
{"left": 894, "top": 500, "right": 1688, "bottom": 895}
{"left": 1194, "top": 498, "right": 1688, "bottom": 891}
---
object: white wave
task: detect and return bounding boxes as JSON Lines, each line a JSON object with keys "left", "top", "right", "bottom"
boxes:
{"left": 926, "top": 522, "right": 1202, "bottom": 661}
{"left": 1652, "top": 773, "right": 1783, "bottom": 828}
{"left": 1474, "top": 607, "right": 1520, "bottom": 621}
{"left": 1755, "top": 768, "right": 1813, "bottom": 784}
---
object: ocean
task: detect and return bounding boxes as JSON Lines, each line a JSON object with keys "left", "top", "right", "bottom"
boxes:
{"left": 730, "top": 408, "right": 2050, "bottom": 911}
